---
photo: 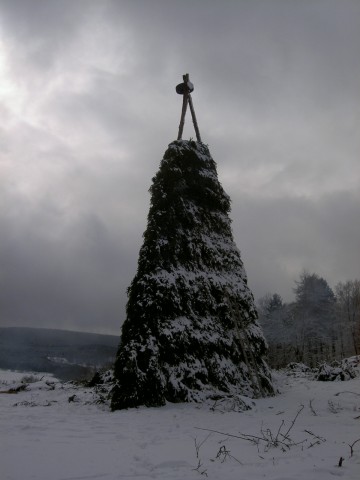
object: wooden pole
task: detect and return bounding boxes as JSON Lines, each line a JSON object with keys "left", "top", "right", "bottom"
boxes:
{"left": 177, "top": 89, "right": 188, "bottom": 140}
{"left": 188, "top": 94, "right": 202, "bottom": 143}
{"left": 177, "top": 73, "right": 189, "bottom": 140}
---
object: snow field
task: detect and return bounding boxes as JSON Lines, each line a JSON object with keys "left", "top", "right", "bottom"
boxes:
{"left": 1, "top": 367, "right": 359, "bottom": 479}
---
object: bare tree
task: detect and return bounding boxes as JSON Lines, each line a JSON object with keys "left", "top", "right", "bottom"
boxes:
{"left": 335, "top": 280, "right": 360, "bottom": 356}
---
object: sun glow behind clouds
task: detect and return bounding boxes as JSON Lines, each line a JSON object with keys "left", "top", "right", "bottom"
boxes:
{"left": 0, "top": 41, "right": 26, "bottom": 121}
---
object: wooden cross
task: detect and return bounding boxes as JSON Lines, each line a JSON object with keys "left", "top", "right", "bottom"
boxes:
{"left": 176, "top": 73, "right": 202, "bottom": 142}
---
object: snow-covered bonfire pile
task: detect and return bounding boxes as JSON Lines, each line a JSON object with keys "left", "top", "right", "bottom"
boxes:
{"left": 111, "top": 140, "right": 274, "bottom": 410}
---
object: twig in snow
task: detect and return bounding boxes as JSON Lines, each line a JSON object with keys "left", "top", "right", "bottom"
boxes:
{"left": 334, "top": 391, "right": 360, "bottom": 397}
{"left": 214, "top": 445, "right": 243, "bottom": 465}
{"left": 275, "top": 419, "right": 285, "bottom": 441}
{"left": 347, "top": 438, "right": 360, "bottom": 457}
{"left": 304, "top": 429, "right": 326, "bottom": 448}
{"left": 195, "top": 405, "right": 306, "bottom": 454}
{"left": 282, "top": 405, "right": 304, "bottom": 440}
{"left": 309, "top": 399, "right": 317, "bottom": 416}
{"left": 192, "top": 460, "right": 208, "bottom": 477}
{"left": 194, "top": 433, "right": 212, "bottom": 459}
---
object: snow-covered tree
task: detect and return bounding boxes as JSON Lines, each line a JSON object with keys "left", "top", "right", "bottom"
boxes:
{"left": 292, "top": 271, "right": 336, "bottom": 365}
{"left": 111, "top": 140, "right": 274, "bottom": 410}
{"left": 257, "top": 293, "right": 295, "bottom": 368}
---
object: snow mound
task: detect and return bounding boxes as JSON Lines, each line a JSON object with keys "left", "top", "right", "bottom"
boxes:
{"left": 285, "top": 362, "right": 312, "bottom": 376}
{"left": 316, "top": 357, "right": 359, "bottom": 382}
{"left": 0, "top": 369, "right": 114, "bottom": 408}
{"left": 282, "top": 356, "right": 360, "bottom": 382}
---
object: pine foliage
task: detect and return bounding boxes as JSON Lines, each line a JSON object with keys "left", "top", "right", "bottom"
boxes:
{"left": 111, "top": 140, "right": 274, "bottom": 410}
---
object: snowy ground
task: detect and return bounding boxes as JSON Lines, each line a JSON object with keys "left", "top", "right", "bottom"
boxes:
{"left": 1, "top": 363, "right": 360, "bottom": 480}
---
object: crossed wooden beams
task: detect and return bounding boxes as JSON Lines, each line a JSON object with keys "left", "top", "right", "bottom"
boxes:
{"left": 176, "top": 73, "right": 202, "bottom": 143}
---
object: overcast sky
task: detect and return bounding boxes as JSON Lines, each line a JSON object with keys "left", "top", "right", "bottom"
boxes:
{"left": 1, "top": 0, "right": 359, "bottom": 335}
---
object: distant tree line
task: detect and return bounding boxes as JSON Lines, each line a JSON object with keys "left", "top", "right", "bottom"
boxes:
{"left": 257, "top": 272, "right": 360, "bottom": 368}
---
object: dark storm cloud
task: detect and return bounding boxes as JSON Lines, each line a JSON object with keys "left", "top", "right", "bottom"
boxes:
{"left": 0, "top": 0, "right": 359, "bottom": 333}
{"left": 0, "top": 0, "right": 90, "bottom": 69}
{"left": 231, "top": 190, "right": 360, "bottom": 301}
{"left": 0, "top": 188, "right": 138, "bottom": 334}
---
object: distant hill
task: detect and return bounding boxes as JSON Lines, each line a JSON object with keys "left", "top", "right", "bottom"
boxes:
{"left": 0, "top": 327, "right": 119, "bottom": 381}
